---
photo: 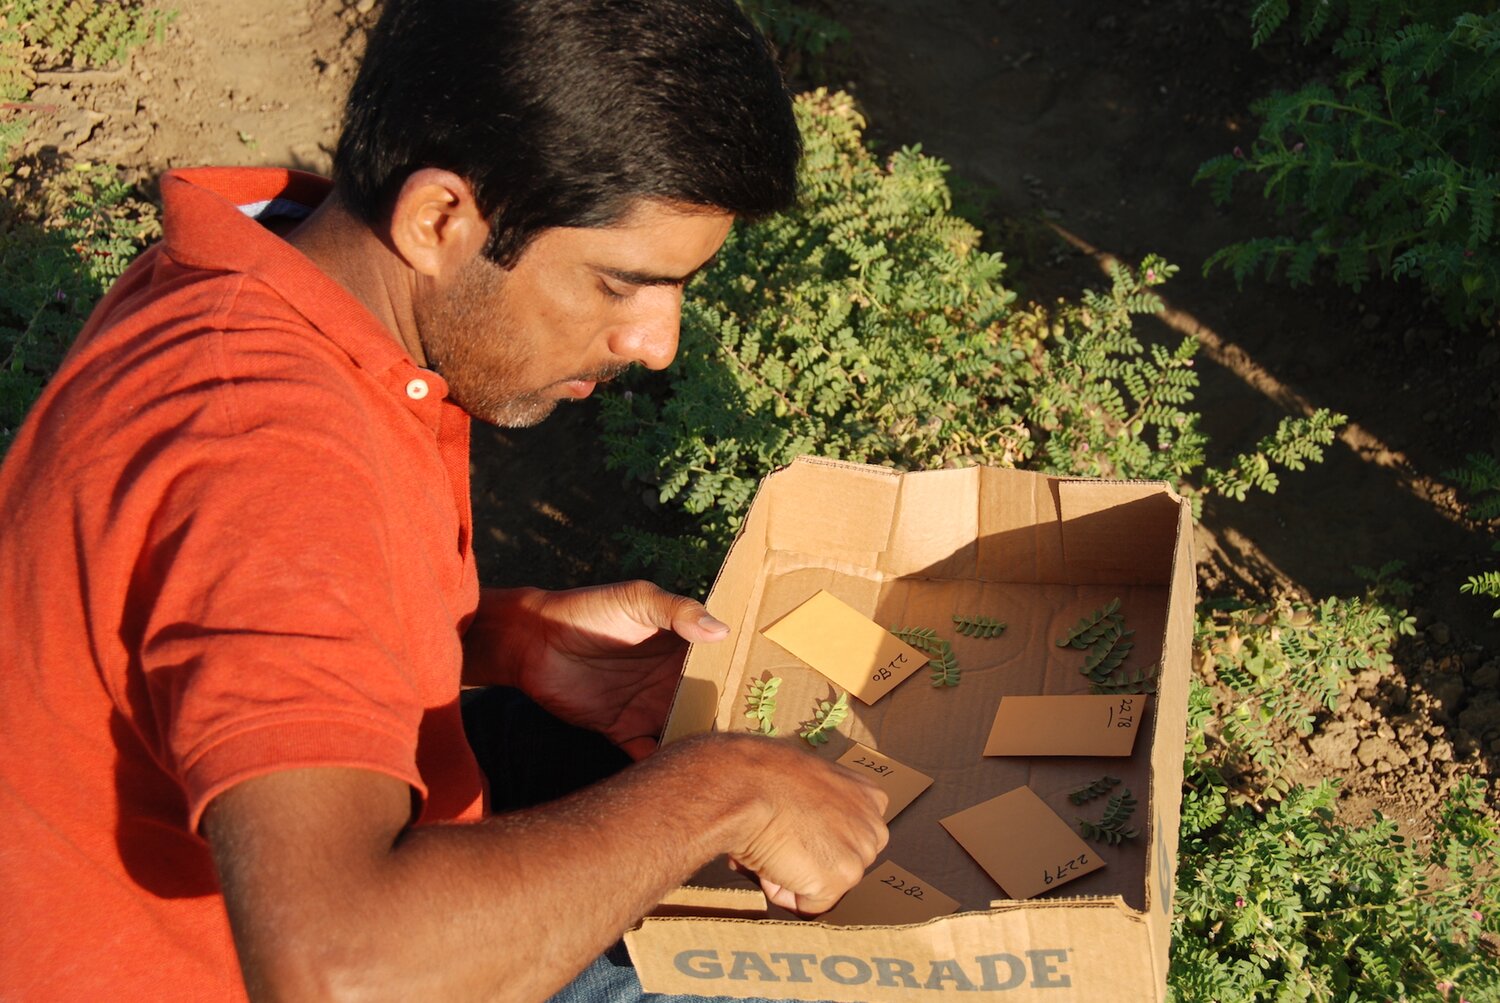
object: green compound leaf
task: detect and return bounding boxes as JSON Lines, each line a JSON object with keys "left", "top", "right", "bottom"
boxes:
{"left": 743, "top": 675, "right": 782, "bottom": 736}
{"left": 1078, "top": 789, "right": 1139, "bottom": 844}
{"left": 1082, "top": 626, "right": 1137, "bottom": 683}
{"left": 892, "top": 625, "right": 961, "bottom": 687}
{"left": 1090, "top": 663, "right": 1159, "bottom": 695}
{"left": 1056, "top": 597, "right": 1124, "bottom": 648}
{"left": 952, "top": 613, "right": 1007, "bottom": 638}
{"left": 927, "top": 639, "right": 961, "bottom": 687}
{"left": 1069, "top": 775, "right": 1122, "bottom": 805}
{"left": 799, "top": 690, "right": 850, "bottom": 746}
{"left": 890, "top": 625, "right": 944, "bottom": 657}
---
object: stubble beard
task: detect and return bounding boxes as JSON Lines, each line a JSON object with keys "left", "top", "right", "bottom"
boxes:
{"left": 415, "top": 255, "right": 561, "bottom": 429}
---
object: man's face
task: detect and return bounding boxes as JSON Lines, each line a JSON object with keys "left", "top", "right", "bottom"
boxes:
{"left": 415, "top": 200, "right": 734, "bottom": 428}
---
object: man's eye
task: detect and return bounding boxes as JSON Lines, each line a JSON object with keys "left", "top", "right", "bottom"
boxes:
{"left": 600, "top": 280, "right": 630, "bottom": 300}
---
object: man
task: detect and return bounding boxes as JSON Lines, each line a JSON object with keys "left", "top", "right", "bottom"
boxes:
{"left": 0, "top": 1, "right": 888, "bottom": 999}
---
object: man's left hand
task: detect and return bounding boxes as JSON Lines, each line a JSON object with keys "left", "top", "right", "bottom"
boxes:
{"left": 464, "top": 581, "right": 730, "bottom": 760}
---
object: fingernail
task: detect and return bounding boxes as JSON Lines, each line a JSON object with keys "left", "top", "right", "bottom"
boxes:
{"left": 699, "top": 613, "right": 729, "bottom": 633}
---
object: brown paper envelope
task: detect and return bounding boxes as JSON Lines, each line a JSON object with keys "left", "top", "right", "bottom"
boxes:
{"left": 834, "top": 743, "right": 934, "bottom": 823}
{"left": 817, "top": 860, "right": 961, "bottom": 926}
{"left": 760, "top": 590, "right": 928, "bottom": 704}
{"left": 939, "top": 786, "right": 1105, "bottom": 899}
{"left": 982, "top": 694, "right": 1149, "bottom": 757}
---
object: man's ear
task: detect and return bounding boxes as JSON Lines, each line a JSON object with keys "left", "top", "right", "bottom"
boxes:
{"left": 387, "top": 168, "right": 490, "bottom": 280}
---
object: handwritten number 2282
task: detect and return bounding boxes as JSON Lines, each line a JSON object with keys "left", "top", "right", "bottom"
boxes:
{"left": 880, "top": 875, "right": 925, "bottom": 899}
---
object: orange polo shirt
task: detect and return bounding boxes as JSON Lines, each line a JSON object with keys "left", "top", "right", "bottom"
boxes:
{"left": 0, "top": 168, "right": 484, "bottom": 999}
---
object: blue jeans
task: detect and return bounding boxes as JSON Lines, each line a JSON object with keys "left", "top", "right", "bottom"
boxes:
{"left": 547, "top": 943, "right": 803, "bottom": 1003}
{"left": 462, "top": 689, "right": 833, "bottom": 1003}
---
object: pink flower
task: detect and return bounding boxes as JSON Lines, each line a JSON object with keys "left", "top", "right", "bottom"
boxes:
{"left": 1292, "top": 142, "right": 1305, "bottom": 152}
{"left": 1145, "top": 269, "right": 1158, "bottom": 283}
{"left": 1233, "top": 146, "right": 1245, "bottom": 159}
{"left": 1235, "top": 896, "right": 1245, "bottom": 908}
{"left": 1473, "top": 910, "right": 1483, "bottom": 922}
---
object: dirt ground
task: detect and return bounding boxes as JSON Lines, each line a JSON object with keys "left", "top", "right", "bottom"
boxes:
{"left": 14, "top": 0, "right": 1495, "bottom": 829}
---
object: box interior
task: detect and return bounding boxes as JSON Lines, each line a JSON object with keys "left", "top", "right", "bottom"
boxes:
{"left": 677, "top": 464, "right": 1185, "bottom": 918}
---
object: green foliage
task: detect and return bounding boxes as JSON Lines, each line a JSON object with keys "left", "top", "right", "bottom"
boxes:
{"left": 890, "top": 625, "right": 961, "bottom": 685}
{"left": 798, "top": 689, "right": 849, "bottom": 746}
{"left": 744, "top": 675, "right": 782, "bottom": 736}
{"left": 1201, "top": 410, "right": 1346, "bottom": 502}
{"left": 5, "top": 0, "right": 172, "bottom": 71}
{"left": 1447, "top": 452, "right": 1500, "bottom": 616}
{"left": 1448, "top": 451, "right": 1500, "bottom": 521}
{"left": 737, "top": 0, "right": 847, "bottom": 60}
{"left": 1090, "top": 663, "right": 1159, "bottom": 695}
{"left": 1078, "top": 789, "right": 1139, "bottom": 844}
{"left": 1198, "top": 2, "right": 1500, "bottom": 327}
{"left": 1056, "top": 597, "right": 1123, "bottom": 648}
{"left": 926, "top": 638, "right": 960, "bottom": 687}
{"left": 1176, "top": 581, "right": 1498, "bottom": 999}
{"left": 951, "top": 613, "right": 1005, "bottom": 638}
{"left": 2, "top": 166, "right": 158, "bottom": 452}
{"left": 1081, "top": 624, "right": 1136, "bottom": 684}
{"left": 1460, "top": 571, "right": 1500, "bottom": 618}
{"left": 1068, "top": 775, "right": 1122, "bottom": 805}
{"left": 600, "top": 91, "right": 1342, "bottom": 589}
{"left": 1019, "top": 258, "right": 1209, "bottom": 488}
{"left": 600, "top": 90, "right": 1022, "bottom": 589}
{"left": 1195, "top": 592, "right": 1414, "bottom": 802}
{"left": 0, "top": 1, "right": 174, "bottom": 163}
{"left": 1169, "top": 773, "right": 1500, "bottom": 1001}
{"left": 890, "top": 626, "right": 942, "bottom": 652}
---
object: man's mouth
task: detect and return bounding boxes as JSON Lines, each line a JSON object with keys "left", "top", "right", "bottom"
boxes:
{"left": 560, "top": 366, "right": 628, "bottom": 400}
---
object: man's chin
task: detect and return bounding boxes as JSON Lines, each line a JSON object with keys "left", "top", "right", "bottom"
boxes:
{"left": 456, "top": 392, "right": 561, "bottom": 429}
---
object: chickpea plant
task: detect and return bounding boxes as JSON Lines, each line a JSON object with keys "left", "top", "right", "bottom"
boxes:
{"left": 799, "top": 690, "right": 849, "bottom": 747}
{"left": 889, "top": 625, "right": 961, "bottom": 687}
{"left": 1077, "top": 789, "right": 1139, "bottom": 845}
{"left": 743, "top": 675, "right": 782, "bottom": 737}
{"left": 1068, "top": 775, "right": 1122, "bottom": 805}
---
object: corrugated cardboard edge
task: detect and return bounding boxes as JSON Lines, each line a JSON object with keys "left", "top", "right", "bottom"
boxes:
{"left": 650, "top": 885, "right": 770, "bottom": 919}
{"left": 1141, "top": 492, "right": 1196, "bottom": 990}
{"left": 626, "top": 899, "right": 1157, "bottom": 1001}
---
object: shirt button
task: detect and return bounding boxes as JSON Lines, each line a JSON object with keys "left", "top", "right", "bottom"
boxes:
{"left": 406, "top": 377, "right": 430, "bottom": 400}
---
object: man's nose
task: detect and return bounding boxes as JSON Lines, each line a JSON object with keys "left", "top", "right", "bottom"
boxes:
{"left": 610, "top": 290, "right": 682, "bottom": 371}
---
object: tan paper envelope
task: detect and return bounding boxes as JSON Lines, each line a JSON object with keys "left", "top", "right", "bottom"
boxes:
{"left": 761, "top": 590, "right": 928, "bottom": 704}
{"left": 817, "top": 860, "right": 961, "bottom": 926}
{"left": 939, "top": 785, "right": 1105, "bottom": 899}
{"left": 982, "top": 694, "right": 1149, "bottom": 757}
{"left": 834, "top": 743, "right": 934, "bottom": 822}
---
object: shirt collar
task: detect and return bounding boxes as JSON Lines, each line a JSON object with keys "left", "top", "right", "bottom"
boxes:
{"left": 157, "top": 167, "right": 450, "bottom": 405}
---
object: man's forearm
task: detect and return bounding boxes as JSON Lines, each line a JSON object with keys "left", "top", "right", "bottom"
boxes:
{"left": 373, "top": 736, "right": 753, "bottom": 1000}
{"left": 211, "top": 735, "right": 765, "bottom": 1002}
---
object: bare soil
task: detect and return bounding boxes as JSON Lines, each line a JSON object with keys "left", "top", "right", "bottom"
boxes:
{"left": 13, "top": 0, "right": 1496, "bottom": 829}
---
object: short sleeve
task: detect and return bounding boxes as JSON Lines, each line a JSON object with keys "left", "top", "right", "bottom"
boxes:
{"left": 119, "top": 327, "right": 443, "bottom": 830}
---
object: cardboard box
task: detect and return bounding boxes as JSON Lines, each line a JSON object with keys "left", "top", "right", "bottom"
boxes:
{"left": 625, "top": 458, "right": 1195, "bottom": 1001}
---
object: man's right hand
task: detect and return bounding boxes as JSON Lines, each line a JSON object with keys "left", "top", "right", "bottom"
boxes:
{"left": 690, "top": 733, "right": 890, "bottom": 915}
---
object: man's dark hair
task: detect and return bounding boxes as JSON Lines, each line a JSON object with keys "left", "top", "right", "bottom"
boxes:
{"left": 333, "top": 0, "right": 801, "bottom": 265}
